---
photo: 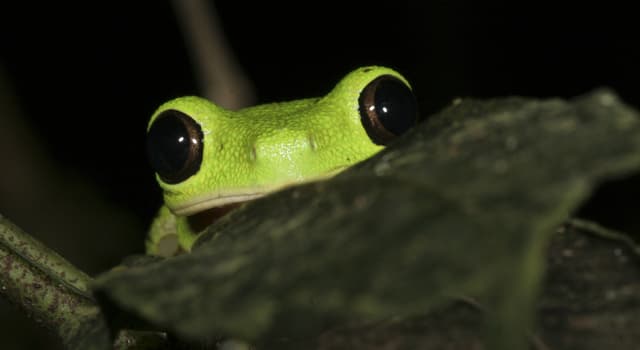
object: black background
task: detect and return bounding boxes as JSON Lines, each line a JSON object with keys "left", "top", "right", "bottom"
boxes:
{"left": 0, "top": 1, "right": 638, "bottom": 348}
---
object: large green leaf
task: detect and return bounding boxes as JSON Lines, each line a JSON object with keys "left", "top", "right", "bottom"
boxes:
{"left": 93, "top": 89, "right": 640, "bottom": 349}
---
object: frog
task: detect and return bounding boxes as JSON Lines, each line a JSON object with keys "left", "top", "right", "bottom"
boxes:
{"left": 145, "top": 66, "right": 418, "bottom": 256}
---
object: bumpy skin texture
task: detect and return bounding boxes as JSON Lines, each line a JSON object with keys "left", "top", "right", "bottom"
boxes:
{"left": 147, "top": 66, "right": 411, "bottom": 255}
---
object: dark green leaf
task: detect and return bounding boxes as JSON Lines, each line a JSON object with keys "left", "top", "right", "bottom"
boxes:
{"left": 93, "top": 89, "right": 640, "bottom": 349}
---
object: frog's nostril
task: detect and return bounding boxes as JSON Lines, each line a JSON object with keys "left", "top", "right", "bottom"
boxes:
{"left": 249, "top": 145, "right": 257, "bottom": 163}
{"left": 308, "top": 134, "right": 318, "bottom": 151}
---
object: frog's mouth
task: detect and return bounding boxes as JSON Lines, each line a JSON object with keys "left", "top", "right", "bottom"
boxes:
{"left": 173, "top": 192, "right": 267, "bottom": 217}
{"left": 176, "top": 168, "right": 348, "bottom": 232}
{"left": 176, "top": 191, "right": 269, "bottom": 233}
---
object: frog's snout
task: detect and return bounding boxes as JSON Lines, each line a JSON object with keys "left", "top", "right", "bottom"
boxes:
{"left": 253, "top": 132, "right": 318, "bottom": 163}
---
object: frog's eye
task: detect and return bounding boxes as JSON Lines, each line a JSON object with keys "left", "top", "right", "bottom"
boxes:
{"left": 147, "top": 109, "right": 204, "bottom": 184}
{"left": 358, "top": 75, "right": 418, "bottom": 145}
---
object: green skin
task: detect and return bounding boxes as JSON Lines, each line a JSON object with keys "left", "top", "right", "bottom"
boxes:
{"left": 147, "top": 66, "right": 411, "bottom": 256}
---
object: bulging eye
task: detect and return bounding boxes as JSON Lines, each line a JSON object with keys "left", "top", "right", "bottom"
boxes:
{"left": 358, "top": 75, "right": 418, "bottom": 145}
{"left": 146, "top": 109, "right": 204, "bottom": 184}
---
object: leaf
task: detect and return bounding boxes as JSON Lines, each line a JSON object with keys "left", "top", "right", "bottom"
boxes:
{"left": 93, "top": 89, "right": 640, "bottom": 349}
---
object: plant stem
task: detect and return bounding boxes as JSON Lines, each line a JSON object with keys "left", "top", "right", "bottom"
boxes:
{"left": 0, "top": 214, "right": 99, "bottom": 344}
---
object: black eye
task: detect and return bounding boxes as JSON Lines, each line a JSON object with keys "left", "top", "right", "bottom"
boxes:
{"left": 358, "top": 75, "right": 418, "bottom": 145}
{"left": 146, "top": 109, "right": 204, "bottom": 184}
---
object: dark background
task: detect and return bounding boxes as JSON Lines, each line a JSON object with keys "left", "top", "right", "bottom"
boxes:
{"left": 0, "top": 1, "right": 638, "bottom": 348}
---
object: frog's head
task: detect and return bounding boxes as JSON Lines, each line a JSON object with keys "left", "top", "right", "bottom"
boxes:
{"left": 146, "top": 66, "right": 418, "bottom": 225}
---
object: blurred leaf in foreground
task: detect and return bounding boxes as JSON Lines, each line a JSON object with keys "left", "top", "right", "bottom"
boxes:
{"left": 93, "top": 89, "right": 640, "bottom": 349}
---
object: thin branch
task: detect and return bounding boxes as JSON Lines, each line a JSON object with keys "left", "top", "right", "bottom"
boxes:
{"left": 568, "top": 218, "right": 640, "bottom": 256}
{"left": 172, "top": 0, "right": 255, "bottom": 109}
